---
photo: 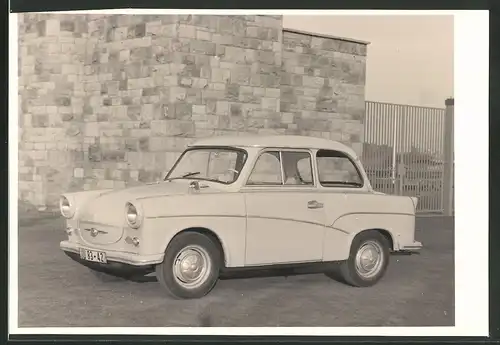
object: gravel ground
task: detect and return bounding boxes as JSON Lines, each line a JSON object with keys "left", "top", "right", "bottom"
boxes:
{"left": 17, "top": 215, "right": 454, "bottom": 327}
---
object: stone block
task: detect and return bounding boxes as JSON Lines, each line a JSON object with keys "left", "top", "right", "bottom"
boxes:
{"left": 230, "top": 66, "right": 251, "bottom": 85}
{"left": 256, "top": 50, "right": 275, "bottom": 65}
{"left": 261, "top": 97, "right": 279, "bottom": 112}
{"left": 178, "top": 24, "right": 196, "bottom": 38}
{"left": 174, "top": 103, "right": 193, "bottom": 119}
{"left": 196, "top": 30, "right": 212, "bottom": 41}
{"left": 192, "top": 78, "right": 208, "bottom": 89}
{"left": 145, "top": 21, "right": 162, "bottom": 36}
{"left": 265, "top": 88, "right": 280, "bottom": 98}
{"left": 223, "top": 46, "right": 246, "bottom": 63}
{"left": 102, "top": 149, "right": 126, "bottom": 162}
{"left": 230, "top": 103, "right": 243, "bottom": 117}
{"left": 45, "top": 19, "right": 60, "bottom": 36}
{"left": 190, "top": 40, "right": 216, "bottom": 55}
{"left": 211, "top": 68, "right": 231, "bottom": 84}
{"left": 193, "top": 105, "right": 206, "bottom": 115}
{"left": 216, "top": 101, "right": 229, "bottom": 115}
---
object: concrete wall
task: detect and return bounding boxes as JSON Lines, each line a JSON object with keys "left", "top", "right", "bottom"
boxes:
{"left": 18, "top": 14, "right": 368, "bottom": 209}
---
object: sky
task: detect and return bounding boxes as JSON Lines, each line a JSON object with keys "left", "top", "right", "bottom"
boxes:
{"left": 283, "top": 15, "right": 454, "bottom": 109}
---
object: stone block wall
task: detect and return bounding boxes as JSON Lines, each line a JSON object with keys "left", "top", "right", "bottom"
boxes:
{"left": 18, "top": 13, "right": 90, "bottom": 207}
{"left": 280, "top": 29, "right": 366, "bottom": 155}
{"left": 18, "top": 14, "right": 367, "bottom": 209}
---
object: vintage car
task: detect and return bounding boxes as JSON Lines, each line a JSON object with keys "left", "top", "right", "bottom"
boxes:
{"left": 59, "top": 135, "right": 422, "bottom": 299}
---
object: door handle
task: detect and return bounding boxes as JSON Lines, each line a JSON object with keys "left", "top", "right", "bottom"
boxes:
{"left": 307, "top": 200, "right": 324, "bottom": 209}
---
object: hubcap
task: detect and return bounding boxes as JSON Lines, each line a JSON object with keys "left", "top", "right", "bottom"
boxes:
{"left": 172, "top": 245, "right": 211, "bottom": 289}
{"left": 354, "top": 240, "right": 384, "bottom": 279}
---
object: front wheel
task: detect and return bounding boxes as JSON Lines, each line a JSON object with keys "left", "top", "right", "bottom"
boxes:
{"left": 155, "top": 232, "right": 221, "bottom": 299}
{"left": 327, "top": 230, "right": 390, "bottom": 287}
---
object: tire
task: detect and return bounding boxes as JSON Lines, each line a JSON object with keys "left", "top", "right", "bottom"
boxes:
{"left": 328, "top": 230, "right": 390, "bottom": 287}
{"left": 155, "top": 232, "right": 221, "bottom": 299}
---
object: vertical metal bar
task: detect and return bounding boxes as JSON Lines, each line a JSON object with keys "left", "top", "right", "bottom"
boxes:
{"left": 379, "top": 103, "right": 384, "bottom": 192}
{"left": 417, "top": 106, "right": 425, "bottom": 212}
{"left": 370, "top": 101, "right": 376, "bottom": 191}
{"left": 391, "top": 104, "right": 396, "bottom": 194}
{"left": 386, "top": 104, "right": 390, "bottom": 193}
{"left": 423, "top": 108, "right": 431, "bottom": 211}
{"left": 426, "top": 107, "right": 430, "bottom": 212}
{"left": 432, "top": 108, "right": 437, "bottom": 212}
{"left": 398, "top": 104, "right": 404, "bottom": 195}
{"left": 408, "top": 106, "right": 414, "bottom": 203}
{"left": 372, "top": 102, "right": 377, "bottom": 191}
{"left": 389, "top": 105, "right": 392, "bottom": 194}
{"left": 439, "top": 108, "right": 445, "bottom": 212}
{"left": 424, "top": 107, "right": 430, "bottom": 212}
{"left": 442, "top": 99, "right": 454, "bottom": 216}
{"left": 391, "top": 104, "right": 397, "bottom": 186}
{"left": 364, "top": 102, "right": 371, "bottom": 190}
{"left": 378, "top": 102, "right": 384, "bottom": 193}
{"left": 368, "top": 102, "right": 372, "bottom": 188}
{"left": 433, "top": 108, "right": 438, "bottom": 212}
{"left": 432, "top": 109, "right": 437, "bottom": 212}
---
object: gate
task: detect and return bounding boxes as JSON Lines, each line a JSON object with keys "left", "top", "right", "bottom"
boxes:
{"left": 362, "top": 101, "right": 452, "bottom": 214}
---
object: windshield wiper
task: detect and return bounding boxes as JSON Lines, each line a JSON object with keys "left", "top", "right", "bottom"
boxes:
{"left": 166, "top": 171, "right": 201, "bottom": 181}
{"left": 181, "top": 171, "right": 201, "bottom": 178}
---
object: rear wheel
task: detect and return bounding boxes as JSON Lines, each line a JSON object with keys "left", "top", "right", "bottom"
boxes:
{"left": 155, "top": 232, "right": 221, "bottom": 299}
{"left": 326, "top": 230, "right": 390, "bottom": 287}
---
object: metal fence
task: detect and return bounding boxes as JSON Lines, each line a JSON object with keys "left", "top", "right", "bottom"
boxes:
{"left": 362, "top": 101, "right": 454, "bottom": 214}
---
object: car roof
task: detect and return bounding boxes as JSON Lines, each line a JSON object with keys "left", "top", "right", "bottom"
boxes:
{"left": 189, "top": 135, "right": 358, "bottom": 158}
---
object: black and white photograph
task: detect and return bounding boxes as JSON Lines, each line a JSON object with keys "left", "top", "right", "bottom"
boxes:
{"left": 8, "top": 9, "right": 488, "bottom": 337}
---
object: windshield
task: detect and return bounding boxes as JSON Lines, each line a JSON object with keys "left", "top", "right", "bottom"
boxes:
{"left": 165, "top": 147, "right": 248, "bottom": 184}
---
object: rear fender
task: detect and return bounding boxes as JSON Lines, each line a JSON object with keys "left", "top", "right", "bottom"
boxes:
{"left": 322, "top": 213, "right": 415, "bottom": 261}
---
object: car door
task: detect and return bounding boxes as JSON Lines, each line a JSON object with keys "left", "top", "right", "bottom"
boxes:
{"left": 242, "top": 149, "right": 327, "bottom": 266}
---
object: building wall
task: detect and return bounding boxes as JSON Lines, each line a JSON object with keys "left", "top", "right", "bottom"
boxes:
{"left": 18, "top": 14, "right": 367, "bottom": 209}
{"left": 280, "top": 30, "right": 366, "bottom": 154}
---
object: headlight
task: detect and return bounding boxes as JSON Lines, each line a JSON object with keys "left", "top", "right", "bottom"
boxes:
{"left": 125, "top": 202, "right": 142, "bottom": 228}
{"left": 59, "top": 196, "right": 74, "bottom": 218}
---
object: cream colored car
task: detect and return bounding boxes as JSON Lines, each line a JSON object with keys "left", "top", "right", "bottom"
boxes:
{"left": 59, "top": 135, "right": 422, "bottom": 299}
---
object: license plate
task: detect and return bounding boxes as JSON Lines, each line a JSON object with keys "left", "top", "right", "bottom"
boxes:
{"left": 79, "top": 249, "right": 107, "bottom": 263}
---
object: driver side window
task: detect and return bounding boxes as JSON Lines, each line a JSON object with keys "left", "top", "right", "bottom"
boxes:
{"left": 246, "top": 150, "right": 314, "bottom": 186}
{"left": 247, "top": 151, "right": 282, "bottom": 185}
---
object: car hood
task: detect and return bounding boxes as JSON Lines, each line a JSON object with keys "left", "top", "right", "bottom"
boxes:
{"left": 73, "top": 180, "right": 223, "bottom": 225}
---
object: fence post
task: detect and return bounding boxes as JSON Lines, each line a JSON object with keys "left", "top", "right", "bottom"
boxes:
{"left": 443, "top": 98, "right": 454, "bottom": 216}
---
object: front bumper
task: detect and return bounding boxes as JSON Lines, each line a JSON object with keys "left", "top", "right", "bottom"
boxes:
{"left": 60, "top": 240, "right": 164, "bottom": 266}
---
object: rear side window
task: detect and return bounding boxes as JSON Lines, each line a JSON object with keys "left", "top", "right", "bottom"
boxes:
{"left": 316, "top": 149, "right": 363, "bottom": 188}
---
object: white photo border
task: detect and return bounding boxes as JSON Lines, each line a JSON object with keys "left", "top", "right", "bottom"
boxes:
{"left": 8, "top": 9, "right": 489, "bottom": 337}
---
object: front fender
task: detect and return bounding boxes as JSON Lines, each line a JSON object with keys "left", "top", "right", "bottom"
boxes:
{"left": 140, "top": 216, "right": 246, "bottom": 267}
{"left": 138, "top": 193, "right": 247, "bottom": 267}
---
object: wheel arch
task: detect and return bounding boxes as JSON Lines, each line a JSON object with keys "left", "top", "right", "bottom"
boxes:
{"left": 352, "top": 228, "right": 395, "bottom": 251}
{"left": 170, "top": 227, "right": 227, "bottom": 267}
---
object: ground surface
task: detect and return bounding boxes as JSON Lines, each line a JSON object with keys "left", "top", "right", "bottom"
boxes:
{"left": 18, "top": 215, "right": 454, "bottom": 327}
